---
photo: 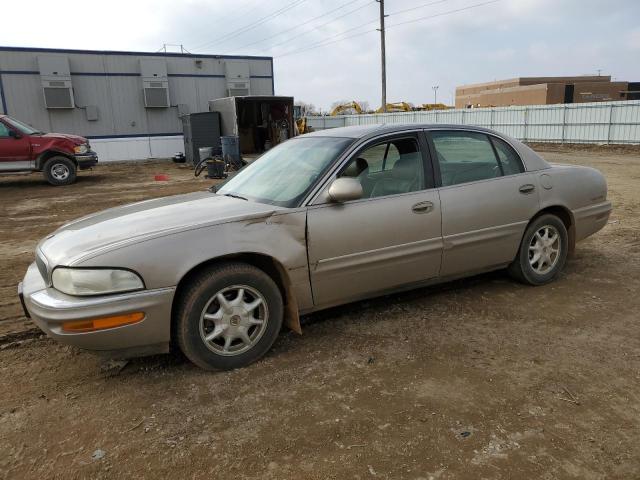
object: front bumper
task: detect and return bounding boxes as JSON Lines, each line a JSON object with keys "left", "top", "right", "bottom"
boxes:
{"left": 19, "top": 262, "right": 175, "bottom": 357}
{"left": 75, "top": 150, "right": 98, "bottom": 170}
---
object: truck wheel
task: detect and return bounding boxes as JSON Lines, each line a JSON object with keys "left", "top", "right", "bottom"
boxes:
{"left": 43, "top": 156, "right": 77, "bottom": 186}
{"left": 175, "top": 262, "right": 283, "bottom": 371}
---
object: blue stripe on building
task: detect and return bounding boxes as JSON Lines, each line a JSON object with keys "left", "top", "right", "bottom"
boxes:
{"left": 0, "top": 72, "right": 7, "bottom": 114}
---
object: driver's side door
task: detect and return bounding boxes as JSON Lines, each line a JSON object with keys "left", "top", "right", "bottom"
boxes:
{"left": 0, "top": 120, "right": 32, "bottom": 169}
{"left": 306, "top": 132, "right": 442, "bottom": 308}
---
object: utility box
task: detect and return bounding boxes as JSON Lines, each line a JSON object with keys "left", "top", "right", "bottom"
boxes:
{"left": 225, "top": 61, "right": 251, "bottom": 97}
{"left": 38, "top": 55, "right": 75, "bottom": 109}
{"left": 181, "top": 111, "right": 221, "bottom": 165}
{"left": 140, "top": 59, "right": 170, "bottom": 108}
{"left": 209, "top": 96, "right": 294, "bottom": 154}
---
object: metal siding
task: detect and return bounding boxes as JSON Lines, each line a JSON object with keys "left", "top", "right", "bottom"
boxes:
{"left": 0, "top": 49, "right": 273, "bottom": 143}
{"left": 306, "top": 100, "right": 640, "bottom": 144}
{"left": 1, "top": 73, "right": 52, "bottom": 131}
{"left": 249, "top": 78, "right": 275, "bottom": 96}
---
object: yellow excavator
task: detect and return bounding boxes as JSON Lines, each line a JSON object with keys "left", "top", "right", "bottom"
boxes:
{"left": 376, "top": 102, "right": 412, "bottom": 113}
{"left": 330, "top": 101, "right": 363, "bottom": 116}
{"left": 416, "top": 103, "right": 451, "bottom": 111}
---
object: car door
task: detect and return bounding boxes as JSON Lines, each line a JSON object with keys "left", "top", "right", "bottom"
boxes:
{"left": 426, "top": 129, "right": 540, "bottom": 277}
{"left": 306, "top": 132, "right": 442, "bottom": 308}
{"left": 0, "top": 119, "right": 32, "bottom": 169}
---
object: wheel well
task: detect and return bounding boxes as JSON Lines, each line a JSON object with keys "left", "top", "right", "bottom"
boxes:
{"left": 170, "top": 253, "right": 299, "bottom": 344}
{"left": 36, "top": 151, "right": 76, "bottom": 170}
{"left": 531, "top": 205, "right": 576, "bottom": 252}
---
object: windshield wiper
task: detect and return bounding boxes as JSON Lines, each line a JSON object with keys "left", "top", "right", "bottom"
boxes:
{"left": 223, "top": 193, "right": 248, "bottom": 201}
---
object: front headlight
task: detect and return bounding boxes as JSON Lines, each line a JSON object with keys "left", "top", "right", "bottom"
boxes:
{"left": 52, "top": 268, "right": 144, "bottom": 296}
{"left": 74, "top": 144, "right": 89, "bottom": 154}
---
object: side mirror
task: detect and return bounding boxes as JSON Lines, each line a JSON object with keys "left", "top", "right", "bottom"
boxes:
{"left": 327, "top": 177, "right": 363, "bottom": 203}
{"left": 8, "top": 130, "right": 21, "bottom": 139}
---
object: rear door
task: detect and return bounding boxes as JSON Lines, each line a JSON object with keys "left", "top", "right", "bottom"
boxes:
{"left": 426, "top": 129, "right": 540, "bottom": 277}
{"left": 306, "top": 132, "right": 442, "bottom": 307}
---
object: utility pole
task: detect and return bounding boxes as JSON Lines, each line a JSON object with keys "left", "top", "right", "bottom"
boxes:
{"left": 432, "top": 85, "right": 439, "bottom": 104}
{"left": 377, "top": 0, "right": 387, "bottom": 113}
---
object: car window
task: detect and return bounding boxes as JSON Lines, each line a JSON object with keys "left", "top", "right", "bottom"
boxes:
{"left": 359, "top": 143, "right": 400, "bottom": 173}
{"left": 0, "top": 122, "right": 10, "bottom": 137}
{"left": 491, "top": 136, "right": 524, "bottom": 175}
{"left": 431, "top": 131, "right": 502, "bottom": 187}
{"left": 217, "top": 136, "right": 353, "bottom": 208}
{"left": 340, "top": 137, "right": 425, "bottom": 199}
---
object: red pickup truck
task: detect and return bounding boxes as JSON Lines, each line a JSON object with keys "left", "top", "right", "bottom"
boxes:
{"left": 0, "top": 115, "right": 98, "bottom": 186}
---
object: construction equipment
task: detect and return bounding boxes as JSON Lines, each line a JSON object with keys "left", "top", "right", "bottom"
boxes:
{"left": 296, "top": 116, "right": 310, "bottom": 134}
{"left": 415, "top": 103, "right": 451, "bottom": 111}
{"left": 376, "top": 102, "right": 412, "bottom": 113}
{"left": 330, "top": 101, "right": 363, "bottom": 116}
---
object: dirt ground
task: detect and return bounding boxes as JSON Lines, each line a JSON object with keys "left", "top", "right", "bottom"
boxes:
{"left": 1, "top": 145, "right": 639, "bottom": 479}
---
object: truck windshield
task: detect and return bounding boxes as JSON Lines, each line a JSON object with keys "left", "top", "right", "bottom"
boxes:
{"left": 217, "top": 137, "right": 353, "bottom": 207}
{"left": 4, "top": 116, "right": 42, "bottom": 135}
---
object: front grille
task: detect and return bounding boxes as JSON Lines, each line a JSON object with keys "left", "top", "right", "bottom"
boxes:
{"left": 35, "top": 251, "right": 50, "bottom": 284}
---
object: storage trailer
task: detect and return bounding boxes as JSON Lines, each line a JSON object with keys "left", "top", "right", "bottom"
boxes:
{"left": 208, "top": 96, "right": 294, "bottom": 154}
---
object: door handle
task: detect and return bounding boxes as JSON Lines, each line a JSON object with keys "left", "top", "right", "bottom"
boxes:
{"left": 412, "top": 201, "right": 433, "bottom": 213}
{"left": 519, "top": 184, "right": 535, "bottom": 194}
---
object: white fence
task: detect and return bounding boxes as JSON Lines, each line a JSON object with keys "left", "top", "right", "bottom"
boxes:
{"left": 307, "top": 100, "right": 640, "bottom": 144}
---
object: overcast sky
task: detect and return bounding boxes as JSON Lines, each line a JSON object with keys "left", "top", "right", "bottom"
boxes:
{"left": 2, "top": 0, "right": 639, "bottom": 110}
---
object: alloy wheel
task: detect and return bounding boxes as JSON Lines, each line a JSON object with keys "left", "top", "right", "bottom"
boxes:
{"left": 199, "top": 285, "right": 268, "bottom": 356}
{"left": 528, "top": 225, "right": 561, "bottom": 275}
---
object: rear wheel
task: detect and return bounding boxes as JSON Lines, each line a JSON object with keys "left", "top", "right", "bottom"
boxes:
{"left": 43, "top": 156, "right": 77, "bottom": 186}
{"left": 175, "top": 262, "right": 283, "bottom": 370}
{"left": 508, "top": 214, "right": 568, "bottom": 285}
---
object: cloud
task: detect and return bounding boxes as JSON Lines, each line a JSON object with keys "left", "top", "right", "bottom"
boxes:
{"left": 1, "top": 0, "right": 638, "bottom": 110}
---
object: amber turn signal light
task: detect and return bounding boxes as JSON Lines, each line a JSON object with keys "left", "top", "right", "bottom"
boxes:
{"left": 62, "top": 312, "right": 144, "bottom": 333}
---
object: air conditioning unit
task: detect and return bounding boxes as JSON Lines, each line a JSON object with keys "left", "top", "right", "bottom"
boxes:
{"left": 38, "top": 56, "right": 75, "bottom": 109}
{"left": 225, "top": 60, "right": 250, "bottom": 97}
{"left": 228, "top": 82, "right": 250, "bottom": 97}
{"left": 140, "top": 59, "right": 170, "bottom": 108}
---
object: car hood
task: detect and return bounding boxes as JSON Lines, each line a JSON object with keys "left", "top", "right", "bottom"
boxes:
{"left": 41, "top": 132, "right": 87, "bottom": 144}
{"left": 38, "top": 191, "right": 281, "bottom": 266}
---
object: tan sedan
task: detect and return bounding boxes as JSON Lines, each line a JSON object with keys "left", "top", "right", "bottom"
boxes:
{"left": 19, "top": 125, "right": 612, "bottom": 370}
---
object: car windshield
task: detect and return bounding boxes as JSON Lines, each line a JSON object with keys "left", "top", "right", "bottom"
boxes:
{"left": 4, "top": 116, "right": 42, "bottom": 135}
{"left": 217, "top": 136, "right": 353, "bottom": 207}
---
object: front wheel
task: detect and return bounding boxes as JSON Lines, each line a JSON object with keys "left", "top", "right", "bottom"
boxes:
{"left": 508, "top": 214, "right": 568, "bottom": 285}
{"left": 175, "top": 262, "right": 283, "bottom": 370}
{"left": 43, "top": 156, "right": 77, "bottom": 186}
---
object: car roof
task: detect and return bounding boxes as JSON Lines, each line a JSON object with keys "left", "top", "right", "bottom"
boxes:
{"left": 302, "top": 123, "right": 501, "bottom": 139}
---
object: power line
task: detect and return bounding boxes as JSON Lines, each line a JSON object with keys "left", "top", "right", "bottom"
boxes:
{"left": 270, "top": 0, "right": 454, "bottom": 57}
{"left": 386, "top": 0, "right": 501, "bottom": 29}
{"left": 236, "top": 0, "right": 366, "bottom": 52}
{"left": 387, "top": 0, "right": 452, "bottom": 17}
{"left": 275, "top": 0, "right": 501, "bottom": 58}
{"left": 192, "top": 0, "right": 309, "bottom": 51}
{"left": 276, "top": 28, "right": 377, "bottom": 58}
{"left": 259, "top": 0, "right": 375, "bottom": 53}
{"left": 181, "top": 0, "right": 259, "bottom": 48}
{"left": 260, "top": 0, "right": 451, "bottom": 54}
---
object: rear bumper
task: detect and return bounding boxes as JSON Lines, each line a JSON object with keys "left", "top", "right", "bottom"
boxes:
{"left": 574, "top": 201, "right": 612, "bottom": 242}
{"left": 75, "top": 150, "right": 98, "bottom": 169}
{"left": 20, "top": 262, "right": 174, "bottom": 357}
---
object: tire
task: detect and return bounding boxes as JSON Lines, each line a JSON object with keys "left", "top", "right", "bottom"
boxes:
{"left": 43, "top": 156, "right": 77, "bottom": 186}
{"left": 175, "top": 262, "right": 283, "bottom": 370}
{"left": 508, "top": 214, "right": 568, "bottom": 286}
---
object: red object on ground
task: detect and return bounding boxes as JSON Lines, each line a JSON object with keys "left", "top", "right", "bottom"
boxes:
{"left": 154, "top": 174, "right": 169, "bottom": 181}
